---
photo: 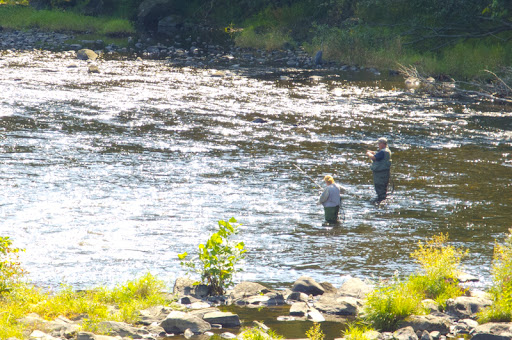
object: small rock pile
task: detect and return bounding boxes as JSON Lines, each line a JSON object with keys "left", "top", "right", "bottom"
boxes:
{"left": 16, "top": 275, "right": 512, "bottom": 340}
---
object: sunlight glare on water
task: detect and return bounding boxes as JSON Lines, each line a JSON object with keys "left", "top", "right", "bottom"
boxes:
{"left": 0, "top": 50, "right": 511, "bottom": 290}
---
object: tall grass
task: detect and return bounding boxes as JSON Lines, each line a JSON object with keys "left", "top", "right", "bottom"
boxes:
{"left": 363, "top": 277, "right": 424, "bottom": 332}
{"left": 363, "top": 234, "right": 467, "bottom": 331}
{"left": 0, "top": 273, "right": 172, "bottom": 339}
{"left": 479, "top": 229, "right": 512, "bottom": 323}
{"left": 0, "top": 5, "right": 135, "bottom": 36}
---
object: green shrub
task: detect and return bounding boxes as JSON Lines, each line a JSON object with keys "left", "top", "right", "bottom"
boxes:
{"left": 305, "top": 322, "right": 324, "bottom": 340}
{"left": 411, "top": 233, "right": 466, "bottom": 280}
{"left": 342, "top": 322, "right": 375, "bottom": 340}
{"left": 363, "top": 276, "right": 424, "bottom": 332}
{"left": 479, "top": 229, "right": 512, "bottom": 323}
{"left": 406, "top": 274, "right": 464, "bottom": 310}
{"left": 363, "top": 234, "right": 466, "bottom": 331}
{"left": 238, "top": 326, "right": 284, "bottom": 340}
{"left": 179, "top": 218, "right": 246, "bottom": 296}
{"left": 0, "top": 236, "right": 25, "bottom": 294}
{"left": 234, "top": 26, "right": 293, "bottom": 51}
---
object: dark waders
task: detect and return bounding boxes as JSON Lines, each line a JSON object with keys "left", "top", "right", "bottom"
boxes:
{"left": 373, "top": 169, "right": 390, "bottom": 201}
{"left": 324, "top": 205, "right": 340, "bottom": 224}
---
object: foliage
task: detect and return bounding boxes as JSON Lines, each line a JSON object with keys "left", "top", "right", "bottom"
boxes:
{"left": 363, "top": 234, "right": 466, "bottom": 331}
{"left": 0, "top": 0, "right": 28, "bottom": 5}
{"left": 342, "top": 322, "right": 375, "bottom": 340}
{"left": 478, "top": 229, "right": 512, "bottom": 323}
{"left": 305, "top": 322, "right": 325, "bottom": 340}
{"left": 406, "top": 274, "right": 464, "bottom": 310}
{"left": 0, "top": 273, "right": 171, "bottom": 338}
{"left": 179, "top": 218, "right": 246, "bottom": 296}
{"left": 410, "top": 233, "right": 467, "bottom": 280}
{"left": 0, "top": 5, "right": 135, "bottom": 35}
{"left": 238, "top": 326, "right": 284, "bottom": 340}
{"left": 0, "top": 236, "right": 25, "bottom": 295}
{"left": 234, "top": 26, "right": 293, "bottom": 51}
{"left": 363, "top": 275, "right": 424, "bottom": 332}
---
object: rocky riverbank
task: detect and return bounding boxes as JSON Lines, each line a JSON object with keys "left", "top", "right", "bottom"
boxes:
{"left": 0, "top": 28, "right": 383, "bottom": 75}
{"left": 17, "top": 275, "right": 512, "bottom": 340}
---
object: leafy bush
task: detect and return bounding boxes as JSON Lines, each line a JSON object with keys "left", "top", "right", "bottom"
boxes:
{"left": 363, "top": 234, "right": 466, "bottom": 331}
{"left": 305, "top": 322, "right": 325, "bottom": 340}
{"left": 411, "top": 233, "right": 466, "bottom": 280}
{"left": 363, "top": 275, "right": 424, "bottom": 332}
{"left": 479, "top": 229, "right": 512, "bottom": 323}
{"left": 179, "top": 218, "right": 246, "bottom": 296}
{"left": 0, "top": 236, "right": 25, "bottom": 294}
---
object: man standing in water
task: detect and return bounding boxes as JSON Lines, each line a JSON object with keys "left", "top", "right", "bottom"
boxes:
{"left": 318, "top": 175, "right": 346, "bottom": 224}
{"left": 366, "top": 137, "right": 392, "bottom": 202}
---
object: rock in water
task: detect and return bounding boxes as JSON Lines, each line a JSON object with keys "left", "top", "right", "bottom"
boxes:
{"left": 77, "top": 49, "right": 98, "bottom": 61}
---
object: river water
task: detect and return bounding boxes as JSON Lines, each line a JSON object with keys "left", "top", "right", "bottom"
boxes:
{"left": 0, "top": 49, "right": 511, "bottom": 293}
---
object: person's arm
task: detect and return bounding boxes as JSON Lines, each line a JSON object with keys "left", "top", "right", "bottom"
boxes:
{"left": 373, "top": 150, "right": 385, "bottom": 161}
{"left": 336, "top": 183, "right": 347, "bottom": 195}
{"left": 366, "top": 150, "right": 376, "bottom": 160}
{"left": 318, "top": 187, "right": 329, "bottom": 205}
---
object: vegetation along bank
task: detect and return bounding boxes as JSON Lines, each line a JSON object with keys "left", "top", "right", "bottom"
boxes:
{"left": 0, "top": 0, "right": 511, "bottom": 103}
{"left": 2, "top": 219, "right": 512, "bottom": 339}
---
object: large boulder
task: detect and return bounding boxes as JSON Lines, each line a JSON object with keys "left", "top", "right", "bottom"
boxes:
{"left": 160, "top": 311, "right": 211, "bottom": 334}
{"left": 173, "top": 277, "right": 209, "bottom": 299}
{"left": 237, "top": 291, "right": 286, "bottom": 307}
{"left": 445, "top": 296, "right": 492, "bottom": 319}
{"left": 471, "top": 322, "right": 512, "bottom": 339}
{"left": 137, "top": 0, "right": 174, "bottom": 31}
{"left": 97, "top": 321, "right": 149, "bottom": 338}
{"left": 400, "top": 313, "right": 455, "bottom": 334}
{"left": 291, "top": 276, "right": 325, "bottom": 296}
{"left": 393, "top": 326, "right": 418, "bottom": 340}
{"left": 45, "top": 316, "right": 81, "bottom": 338}
{"left": 138, "top": 306, "right": 174, "bottom": 325}
{"left": 314, "top": 294, "right": 361, "bottom": 316}
{"left": 76, "top": 49, "right": 98, "bottom": 61}
{"left": 337, "top": 277, "right": 373, "bottom": 299}
{"left": 230, "top": 281, "right": 269, "bottom": 300}
{"left": 202, "top": 312, "right": 241, "bottom": 328}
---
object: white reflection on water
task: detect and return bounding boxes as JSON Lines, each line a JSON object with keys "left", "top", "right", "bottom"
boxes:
{"left": 0, "top": 50, "right": 511, "bottom": 290}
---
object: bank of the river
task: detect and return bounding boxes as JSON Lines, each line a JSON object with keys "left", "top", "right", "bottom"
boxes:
{"left": 14, "top": 275, "right": 512, "bottom": 340}
{"left": 0, "top": 28, "right": 381, "bottom": 74}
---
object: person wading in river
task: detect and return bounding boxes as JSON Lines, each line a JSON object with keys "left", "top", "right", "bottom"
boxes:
{"left": 318, "top": 175, "right": 346, "bottom": 225}
{"left": 366, "top": 137, "right": 392, "bottom": 202}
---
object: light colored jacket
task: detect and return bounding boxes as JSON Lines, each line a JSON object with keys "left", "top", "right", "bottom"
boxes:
{"left": 318, "top": 183, "right": 346, "bottom": 207}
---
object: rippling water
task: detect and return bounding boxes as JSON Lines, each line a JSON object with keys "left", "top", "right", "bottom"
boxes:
{"left": 0, "top": 50, "right": 511, "bottom": 290}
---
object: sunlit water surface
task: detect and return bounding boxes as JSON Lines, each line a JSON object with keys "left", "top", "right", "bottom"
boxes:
{"left": 0, "top": 50, "right": 511, "bottom": 293}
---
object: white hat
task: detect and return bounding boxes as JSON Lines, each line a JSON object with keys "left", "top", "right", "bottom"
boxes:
{"left": 377, "top": 137, "right": 388, "bottom": 144}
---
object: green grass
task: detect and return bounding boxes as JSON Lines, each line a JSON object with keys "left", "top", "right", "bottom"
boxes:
{"left": 362, "top": 234, "right": 467, "bottom": 332}
{"left": 0, "top": 273, "right": 174, "bottom": 339}
{"left": 478, "top": 229, "right": 512, "bottom": 323}
{"left": 363, "top": 278, "right": 424, "bottom": 332}
{"left": 342, "top": 322, "right": 376, "bottom": 340}
{"left": 0, "top": 5, "right": 135, "bottom": 36}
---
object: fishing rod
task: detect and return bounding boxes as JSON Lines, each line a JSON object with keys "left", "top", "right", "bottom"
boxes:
{"left": 293, "top": 164, "right": 323, "bottom": 190}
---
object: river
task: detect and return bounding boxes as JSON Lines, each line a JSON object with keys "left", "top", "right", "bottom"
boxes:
{"left": 0, "top": 49, "right": 511, "bottom": 294}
